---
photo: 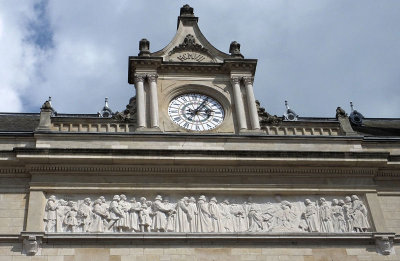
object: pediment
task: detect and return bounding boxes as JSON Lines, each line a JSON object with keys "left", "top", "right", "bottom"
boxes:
{"left": 151, "top": 12, "right": 231, "bottom": 63}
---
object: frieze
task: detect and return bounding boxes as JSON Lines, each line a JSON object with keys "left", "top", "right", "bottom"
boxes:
{"left": 44, "top": 194, "right": 371, "bottom": 234}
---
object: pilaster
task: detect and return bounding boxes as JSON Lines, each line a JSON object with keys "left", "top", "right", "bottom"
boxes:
{"left": 231, "top": 77, "right": 247, "bottom": 130}
{"left": 134, "top": 74, "right": 146, "bottom": 128}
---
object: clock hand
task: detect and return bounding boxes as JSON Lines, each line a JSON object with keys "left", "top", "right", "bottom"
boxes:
{"left": 194, "top": 98, "right": 209, "bottom": 114}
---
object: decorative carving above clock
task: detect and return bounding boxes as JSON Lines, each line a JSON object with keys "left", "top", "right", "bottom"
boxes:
{"left": 168, "top": 93, "right": 224, "bottom": 131}
{"left": 169, "top": 52, "right": 213, "bottom": 63}
{"left": 167, "top": 34, "right": 215, "bottom": 63}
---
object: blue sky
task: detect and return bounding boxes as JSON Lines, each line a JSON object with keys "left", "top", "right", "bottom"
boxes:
{"left": 0, "top": 0, "right": 399, "bottom": 117}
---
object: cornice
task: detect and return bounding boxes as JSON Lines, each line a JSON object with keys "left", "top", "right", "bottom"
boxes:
{"left": 14, "top": 148, "right": 389, "bottom": 159}
{"left": 27, "top": 164, "right": 378, "bottom": 177}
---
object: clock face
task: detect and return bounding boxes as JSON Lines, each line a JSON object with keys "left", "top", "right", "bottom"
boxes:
{"left": 168, "top": 93, "right": 225, "bottom": 131}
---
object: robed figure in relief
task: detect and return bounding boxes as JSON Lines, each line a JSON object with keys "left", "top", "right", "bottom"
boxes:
{"left": 196, "top": 195, "right": 211, "bottom": 232}
{"left": 44, "top": 195, "right": 58, "bottom": 233}
{"left": 319, "top": 198, "right": 334, "bottom": 233}
{"left": 209, "top": 197, "right": 223, "bottom": 233}
{"left": 91, "top": 199, "right": 108, "bottom": 232}
{"left": 187, "top": 197, "right": 198, "bottom": 232}
{"left": 151, "top": 195, "right": 170, "bottom": 232}
{"left": 219, "top": 199, "right": 233, "bottom": 232}
{"left": 78, "top": 198, "right": 92, "bottom": 232}
{"left": 129, "top": 197, "right": 141, "bottom": 232}
{"left": 299, "top": 199, "right": 320, "bottom": 232}
{"left": 350, "top": 195, "right": 370, "bottom": 232}
{"left": 174, "top": 197, "right": 191, "bottom": 232}
{"left": 56, "top": 199, "right": 69, "bottom": 233}
{"left": 331, "top": 199, "right": 346, "bottom": 233}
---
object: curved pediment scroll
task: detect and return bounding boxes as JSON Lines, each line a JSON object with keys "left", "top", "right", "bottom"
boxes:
{"left": 167, "top": 34, "right": 216, "bottom": 63}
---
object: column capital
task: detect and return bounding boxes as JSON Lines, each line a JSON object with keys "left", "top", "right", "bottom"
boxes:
{"left": 147, "top": 73, "right": 158, "bottom": 82}
{"left": 242, "top": 76, "right": 254, "bottom": 85}
{"left": 134, "top": 74, "right": 146, "bottom": 83}
{"left": 230, "top": 77, "right": 240, "bottom": 84}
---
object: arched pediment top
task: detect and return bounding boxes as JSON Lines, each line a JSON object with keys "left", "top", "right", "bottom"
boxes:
{"left": 150, "top": 6, "right": 231, "bottom": 63}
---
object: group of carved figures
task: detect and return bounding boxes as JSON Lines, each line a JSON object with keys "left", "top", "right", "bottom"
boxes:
{"left": 44, "top": 194, "right": 370, "bottom": 233}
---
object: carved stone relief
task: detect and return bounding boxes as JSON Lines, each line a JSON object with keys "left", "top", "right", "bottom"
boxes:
{"left": 167, "top": 34, "right": 215, "bottom": 62}
{"left": 44, "top": 194, "right": 371, "bottom": 234}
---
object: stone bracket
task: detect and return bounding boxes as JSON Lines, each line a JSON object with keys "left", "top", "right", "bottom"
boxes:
{"left": 374, "top": 232, "right": 395, "bottom": 255}
{"left": 21, "top": 232, "right": 44, "bottom": 256}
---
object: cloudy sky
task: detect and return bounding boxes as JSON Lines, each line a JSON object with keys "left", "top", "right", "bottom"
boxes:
{"left": 0, "top": 1, "right": 399, "bottom": 118}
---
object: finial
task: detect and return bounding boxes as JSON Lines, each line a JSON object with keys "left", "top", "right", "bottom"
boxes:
{"left": 138, "top": 38, "right": 150, "bottom": 57}
{"left": 100, "top": 97, "right": 113, "bottom": 118}
{"left": 348, "top": 102, "right": 364, "bottom": 125}
{"left": 283, "top": 100, "right": 298, "bottom": 121}
{"left": 180, "top": 4, "right": 194, "bottom": 17}
{"left": 229, "top": 41, "right": 244, "bottom": 59}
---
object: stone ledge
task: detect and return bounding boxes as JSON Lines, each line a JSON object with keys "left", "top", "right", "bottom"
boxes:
{"left": 41, "top": 232, "right": 378, "bottom": 244}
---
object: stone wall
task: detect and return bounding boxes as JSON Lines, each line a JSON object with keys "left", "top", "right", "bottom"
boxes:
{"left": 379, "top": 195, "right": 400, "bottom": 234}
{"left": 0, "top": 193, "right": 27, "bottom": 234}
{"left": 0, "top": 244, "right": 399, "bottom": 261}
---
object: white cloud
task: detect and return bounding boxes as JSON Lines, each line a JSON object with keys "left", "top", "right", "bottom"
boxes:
{"left": 0, "top": 0, "right": 399, "bottom": 118}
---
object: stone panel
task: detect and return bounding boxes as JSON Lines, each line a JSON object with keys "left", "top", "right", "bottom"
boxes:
{"left": 0, "top": 245, "right": 398, "bottom": 260}
{"left": 0, "top": 194, "right": 27, "bottom": 233}
{"left": 378, "top": 195, "right": 400, "bottom": 234}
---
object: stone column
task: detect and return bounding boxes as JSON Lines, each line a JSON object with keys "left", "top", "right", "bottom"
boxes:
{"left": 135, "top": 74, "right": 146, "bottom": 128}
{"left": 231, "top": 77, "right": 246, "bottom": 130}
{"left": 148, "top": 74, "right": 159, "bottom": 128}
{"left": 243, "top": 76, "right": 260, "bottom": 130}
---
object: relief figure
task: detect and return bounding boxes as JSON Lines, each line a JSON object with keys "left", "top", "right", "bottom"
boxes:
{"left": 209, "top": 197, "right": 223, "bottom": 233}
{"left": 129, "top": 197, "right": 141, "bottom": 232}
{"left": 299, "top": 199, "right": 320, "bottom": 232}
{"left": 175, "top": 197, "right": 191, "bottom": 232}
{"left": 44, "top": 195, "right": 57, "bottom": 233}
{"left": 319, "top": 198, "right": 334, "bottom": 233}
{"left": 196, "top": 195, "right": 211, "bottom": 232}
{"left": 331, "top": 199, "right": 346, "bottom": 233}
{"left": 350, "top": 195, "right": 370, "bottom": 232}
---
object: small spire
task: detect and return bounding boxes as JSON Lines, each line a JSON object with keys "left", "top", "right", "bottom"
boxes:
{"left": 283, "top": 100, "right": 298, "bottom": 121}
{"left": 349, "top": 101, "right": 364, "bottom": 125}
{"left": 99, "top": 97, "right": 113, "bottom": 118}
{"left": 41, "top": 96, "right": 56, "bottom": 115}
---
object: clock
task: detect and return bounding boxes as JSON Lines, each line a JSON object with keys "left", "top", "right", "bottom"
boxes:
{"left": 168, "top": 93, "right": 225, "bottom": 131}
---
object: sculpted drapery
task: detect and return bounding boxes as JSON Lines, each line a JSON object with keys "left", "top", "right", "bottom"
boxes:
{"left": 44, "top": 194, "right": 371, "bottom": 234}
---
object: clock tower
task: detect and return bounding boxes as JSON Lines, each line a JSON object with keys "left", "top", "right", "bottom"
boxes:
{"left": 128, "top": 4, "right": 261, "bottom": 134}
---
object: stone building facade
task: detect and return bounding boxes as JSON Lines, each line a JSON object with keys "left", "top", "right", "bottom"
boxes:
{"left": 0, "top": 5, "right": 399, "bottom": 261}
